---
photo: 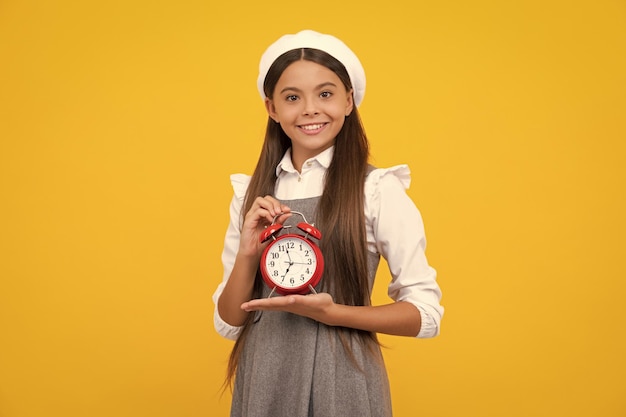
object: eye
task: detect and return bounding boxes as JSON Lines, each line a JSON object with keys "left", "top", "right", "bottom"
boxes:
{"left": 320, "top": 91, "right": 332, "bottom": 99}
{"left": 285, "top": 95, "right": 298, "bottom": 102}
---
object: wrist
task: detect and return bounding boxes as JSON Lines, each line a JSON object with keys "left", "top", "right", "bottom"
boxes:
{"left": 324, "top": 302, "right": 347, "bottom": 327}
{"left": 235, "top": 249, "right": 262, "bottom": 266}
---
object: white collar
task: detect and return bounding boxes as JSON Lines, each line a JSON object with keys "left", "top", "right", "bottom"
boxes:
{"left": 275, "top": 146, "right": 335, "bottom": 176}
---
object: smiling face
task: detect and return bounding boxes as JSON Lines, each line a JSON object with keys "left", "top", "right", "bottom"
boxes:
{"left": 265, "top": 59, "right": 354, "bottom": 171}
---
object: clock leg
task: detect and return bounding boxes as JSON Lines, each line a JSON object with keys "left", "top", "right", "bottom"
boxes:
{"left": 268, "top": 286, "right": 277, "bottom": 298}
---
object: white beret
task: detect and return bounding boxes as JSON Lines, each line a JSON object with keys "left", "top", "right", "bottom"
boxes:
{"left": 257, "top": 30, "right": 366, "bottom": 106}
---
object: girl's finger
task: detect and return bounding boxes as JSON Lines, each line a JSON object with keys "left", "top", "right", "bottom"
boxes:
{"left": 250, "top": 196, "right": 277, "bottom": 217}
{"left": 262, "top": 195, "right": 288, "bottom": 217}
{"left": 250, "top": 196, "right": 290, "bottom": 219}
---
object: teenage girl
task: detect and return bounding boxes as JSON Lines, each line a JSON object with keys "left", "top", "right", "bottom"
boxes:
{"left": 212, "top": 30, "right": 443, "bottom": 417}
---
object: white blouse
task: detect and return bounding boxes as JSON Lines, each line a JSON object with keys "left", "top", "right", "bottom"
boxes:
{"left": 212, "top": 147, "right": 443, "bottom": 340}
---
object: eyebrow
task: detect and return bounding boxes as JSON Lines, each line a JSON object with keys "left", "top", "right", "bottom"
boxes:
{"left": 279, "top": 82, "right": 338, "bottom": 95}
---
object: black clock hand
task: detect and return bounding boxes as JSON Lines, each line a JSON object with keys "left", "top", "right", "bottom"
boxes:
{"left": 281, "top": 248, "right": 294, "bottom": 282}
{"left": 285, "top": 248, "right": 293, "bottom": 263}
{"left": 281, "top": 248, "right": 295, "bottom": 278}
{"left": 284, "top": 249, "right": 295, "bottom": 263}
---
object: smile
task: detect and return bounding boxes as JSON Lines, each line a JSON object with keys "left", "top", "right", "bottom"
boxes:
{"left": 298, "top": 123, "right": 327, "bottom": 132}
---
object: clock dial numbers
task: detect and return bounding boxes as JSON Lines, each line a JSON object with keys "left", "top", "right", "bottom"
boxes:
{"left": 263, "top": 237, "right": 317, "bottom": 288}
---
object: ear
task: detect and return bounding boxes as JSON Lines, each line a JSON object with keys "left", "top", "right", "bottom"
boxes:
{"left": 345, "top": 90, "right": 354, "bottom": 116}
{"left": 265, "top": 98, "right": 279, "bottom": 123}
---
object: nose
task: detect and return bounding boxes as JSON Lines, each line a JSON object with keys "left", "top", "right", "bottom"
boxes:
{"left": 302, "top": 98, "right": 319, "bottom": 116}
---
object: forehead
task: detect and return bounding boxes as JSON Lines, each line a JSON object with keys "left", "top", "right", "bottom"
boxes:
{"left": 275, "top": 60, "right": 343, "bottom": 89}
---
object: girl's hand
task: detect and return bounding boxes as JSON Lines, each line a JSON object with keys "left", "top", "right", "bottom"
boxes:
{"left": 241, "top": 293, "right": 337, "bottom": 325}
{"left": 239, "top": 195, "right": 291, "bottom": 258}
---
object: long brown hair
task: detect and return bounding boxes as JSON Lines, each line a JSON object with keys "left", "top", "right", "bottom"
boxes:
{"left": 225, "top": 48, "right": 378, "bottom": 389}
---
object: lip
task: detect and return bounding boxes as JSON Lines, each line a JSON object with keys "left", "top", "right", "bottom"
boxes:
{"left": 298, "top": 122, "right": 328, "bottom": 135}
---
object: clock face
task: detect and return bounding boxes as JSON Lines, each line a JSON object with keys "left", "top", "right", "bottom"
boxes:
{"left": 261, "top": 234, "right": 321, "bottom": 293}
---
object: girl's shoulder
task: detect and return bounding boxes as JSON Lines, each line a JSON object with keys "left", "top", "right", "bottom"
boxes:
{"left": 365, "top": 164, "right": 411, "bottom": 195}
{"left": 364, "top": 165, "right": 413, "bottom": 219}
{"left": 229, "top": 173, "right": 251, "bottom": 200}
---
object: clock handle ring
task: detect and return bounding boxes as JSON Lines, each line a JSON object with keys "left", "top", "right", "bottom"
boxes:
{"left": 269, "top": 210, "right": 310, "bottom": 225}
{"left": 269, "top": 211, "right": 321, "bottom": 240}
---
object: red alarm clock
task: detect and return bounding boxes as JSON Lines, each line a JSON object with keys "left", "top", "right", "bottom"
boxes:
{"left": 259, "top": 211, "right": 324, "bottom": 295}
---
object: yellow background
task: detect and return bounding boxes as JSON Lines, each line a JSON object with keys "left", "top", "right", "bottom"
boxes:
{"left": 1, "top": 0, "right": 625, "bottom": 416}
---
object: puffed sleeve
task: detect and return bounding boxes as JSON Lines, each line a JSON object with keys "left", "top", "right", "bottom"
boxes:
{"left": 211, "top": 174, "right": 251, "bottom": 340}
{"left": 364, "top": 165, "right": 444, "bottom": 338}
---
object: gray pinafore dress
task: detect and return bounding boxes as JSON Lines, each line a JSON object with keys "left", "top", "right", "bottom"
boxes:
{"left": 230, "top": 196, "right": 392, "bottom": 417}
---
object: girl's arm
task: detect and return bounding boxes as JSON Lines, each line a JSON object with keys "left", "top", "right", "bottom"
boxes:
{"left": 329, "top": 300, "right": 422, "bottom": 337}
{"left": 217, "top": 196, "right": 291, "bottom": 327}
{"left": 217, "top": 252, "right": 260, "bottom": 327}
{"left": 241, "top": 294, "right": 422, "bottom": 337}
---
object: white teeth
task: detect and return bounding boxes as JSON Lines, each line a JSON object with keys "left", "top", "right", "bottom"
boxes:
{"left": 301, "top": 123, "right": 324, "bottom": 131}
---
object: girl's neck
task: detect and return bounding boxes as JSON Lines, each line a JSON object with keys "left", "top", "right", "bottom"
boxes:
{"left": 291, "top": 154, "right": 305, "bottom": 173}
{"left": 290, "top": 145, "right": 334, "bottom": 173}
